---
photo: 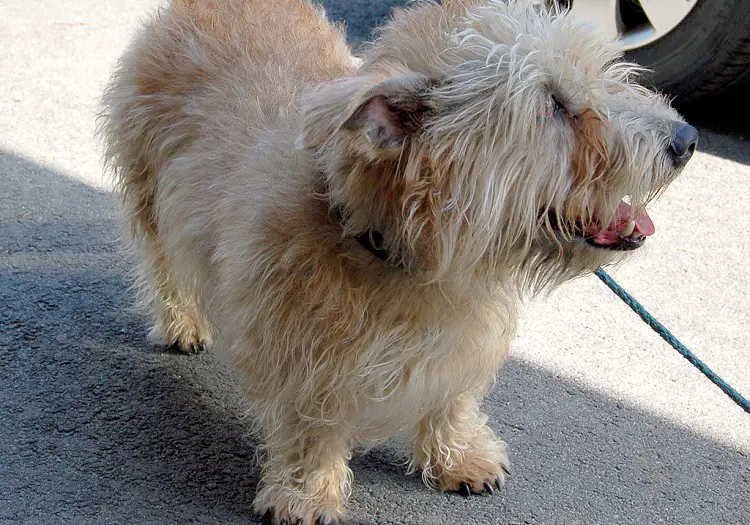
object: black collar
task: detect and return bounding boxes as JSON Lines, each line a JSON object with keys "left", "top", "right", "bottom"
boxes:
{"left": 321, "top": 174, "right": 397, "bottom": 265}
{"left": 355, "top": 230, "right": 390, "bottom": 261}
{"left": 329, "top": 202, "right": 394, "bottom": 264}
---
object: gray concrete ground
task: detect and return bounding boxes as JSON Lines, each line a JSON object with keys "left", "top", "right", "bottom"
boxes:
{"left": 1, "top": 1, "right": 748, "bottom": 524}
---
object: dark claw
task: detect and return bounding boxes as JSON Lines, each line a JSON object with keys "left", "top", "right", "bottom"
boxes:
{"left": 260, "top": 509, "right": 273, "bottom": 525}
{"left": 494, "top": 478, "right": 502, "bottom": 491}
{"left": 190, "top": 341, "right": 204, "bottom": 354}
{"left": 458, "top": 481, "right": 471, "bottom": 498}
{"left": 294, "top": 520, "right": 303, "bottom": 525}
{"left": 483, "top": 481, "right": 494, "bottom": 495}
{"left": 279, "top": 520, "right": 289, "bottom": 525}
{"left": 318, "top": 516, "right": 341, "bottom": 525}
{"left": 501, "top": 464, "right": 510, "bottom": 476}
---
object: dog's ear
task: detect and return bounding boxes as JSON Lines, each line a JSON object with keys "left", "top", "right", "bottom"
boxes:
{"left": 299, "top": 72, "right": 435, "bottom": 151}
{"left": 342, "top": 74, "right": 436, "bottom": 149}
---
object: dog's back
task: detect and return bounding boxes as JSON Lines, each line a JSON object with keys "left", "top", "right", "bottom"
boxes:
{"left": 99, "top": 0, "right": 357, "bottom": 349}
{"left": 101, "top": 0, "right": 353, "bottom": 233}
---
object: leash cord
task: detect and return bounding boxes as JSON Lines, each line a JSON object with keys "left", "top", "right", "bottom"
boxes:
{"left": 594, "top": 268, "right": 749, "bottom": 414}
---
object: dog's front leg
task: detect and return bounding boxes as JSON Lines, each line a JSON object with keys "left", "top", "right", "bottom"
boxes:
{"left": 413, "top": 392, "right": 510, "bottom": 496}
{"left": 254, "top": 415, "right": 352, "bottom": 525}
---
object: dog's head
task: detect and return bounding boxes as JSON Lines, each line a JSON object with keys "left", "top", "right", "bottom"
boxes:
{"left": 300, "top": 0, "right": 695, "bottom": 287}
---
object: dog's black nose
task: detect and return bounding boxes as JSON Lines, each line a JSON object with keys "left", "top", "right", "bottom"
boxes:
{"left": 668, "top": 122, "right": 699, "bottom": 167}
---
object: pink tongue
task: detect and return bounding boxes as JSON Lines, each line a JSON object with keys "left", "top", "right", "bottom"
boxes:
{"left": 616, "top": 201, "right": 655, "bottom": 236}
{"left": 587, "top": 201, "right": 655, "bottom": 245}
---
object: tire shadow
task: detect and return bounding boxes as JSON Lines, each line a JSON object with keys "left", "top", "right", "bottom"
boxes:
{"left": 679, "top": 91, "right": 750, "bottom": 166}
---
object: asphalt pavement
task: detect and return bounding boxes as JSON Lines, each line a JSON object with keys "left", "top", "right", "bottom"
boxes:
{"left": 1, "top": 1, "right": 748, "bottom": 524}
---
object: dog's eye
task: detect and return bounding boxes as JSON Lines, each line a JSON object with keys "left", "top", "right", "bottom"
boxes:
{"left": 548, "top": 94, "right": 565, "bottom": 116}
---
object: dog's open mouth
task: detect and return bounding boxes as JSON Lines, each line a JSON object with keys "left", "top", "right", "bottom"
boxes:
{"left": 548, "top": 201, "right": 655, "bottom": 251}
{"left": 581, "top": 201, "right": 655, "bottom": 251}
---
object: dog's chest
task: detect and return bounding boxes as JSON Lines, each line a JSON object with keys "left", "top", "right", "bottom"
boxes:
{"left": 349, "top": 309, "right": 513, "bottom": 438}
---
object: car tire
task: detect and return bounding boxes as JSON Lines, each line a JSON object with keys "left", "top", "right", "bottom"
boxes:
{"left": 624, "top": 0, "right": 750, "bottom": 103}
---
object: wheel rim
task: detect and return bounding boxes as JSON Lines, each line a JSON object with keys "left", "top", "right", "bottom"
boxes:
{"left": 567, "top": 0, "right": 699, "bottom": 49}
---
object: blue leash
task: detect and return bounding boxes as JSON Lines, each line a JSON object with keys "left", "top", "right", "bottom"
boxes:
{"left": 595, "top": 268, "right": 750, "bottom": 414}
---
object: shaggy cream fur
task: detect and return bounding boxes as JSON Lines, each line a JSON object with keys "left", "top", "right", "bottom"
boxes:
{"left": 100, "top": 1, "right": 692, "bottom": 523}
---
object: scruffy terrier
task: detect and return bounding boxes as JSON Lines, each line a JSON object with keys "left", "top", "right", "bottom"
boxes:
{"left": 100, "top": 0, "right": 697, "bottom": 523}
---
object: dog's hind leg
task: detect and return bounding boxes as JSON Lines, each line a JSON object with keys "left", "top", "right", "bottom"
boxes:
{"left": 413, "top": 393, "right": 510, "bottom": 496}
{"left": 254, "top": 412, "right": 352, "bottom": 525}
{"left": 106, "top": 153, "right": 211, "bottom": 353}
{"left": 109, "top": 160, "right": 212, "bottom": 354}
{"left": 120, "top": 191, "right": 211, "bottom": 354}
{"left": 101, "top": 62, "right": 212, "bottom": 353}
{"left": 143, "top": 249, "right": 211, "bottom": 354}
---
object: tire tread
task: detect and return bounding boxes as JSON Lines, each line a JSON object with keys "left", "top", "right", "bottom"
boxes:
{"left": 626, "top": 0, "right": 750, "bottom": 102}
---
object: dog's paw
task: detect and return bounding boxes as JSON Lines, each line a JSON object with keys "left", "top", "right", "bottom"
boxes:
{"left": 150, "top": 311, "right": 211, "bottom": 355}
{"left": 418, "top": 429, "right": 510, "bottom": 497}
{"left": 254, "top": 487, "right": 346, "bottom": 525}
{"left": 255, "top": 507, "right": 345, "bottom": 525}
{"left": 442, "top": 461, "right": 510, "bottom": 498}
{"left": 167, "top": 337, "right": 208, "bottom": 355}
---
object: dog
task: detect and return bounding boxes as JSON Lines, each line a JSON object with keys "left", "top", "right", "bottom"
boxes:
{"left": 99, "top": 1, "right": 697, "bottom": 523}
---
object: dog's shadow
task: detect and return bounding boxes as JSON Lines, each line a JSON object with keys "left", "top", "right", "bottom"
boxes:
{"left": 0, "top": 148, "right": 414, "bottom": 525}
{"left": 3, "top": 150, "right": 748, "bottom": 525}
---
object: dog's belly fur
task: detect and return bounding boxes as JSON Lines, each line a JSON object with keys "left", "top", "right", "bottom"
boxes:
{"left": 119, "top": 0, "right": 514, "bottom": 440}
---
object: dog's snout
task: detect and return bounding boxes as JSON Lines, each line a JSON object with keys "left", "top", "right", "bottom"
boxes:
{"left": 668, "top": 122, "right": 699, "bottom": 167}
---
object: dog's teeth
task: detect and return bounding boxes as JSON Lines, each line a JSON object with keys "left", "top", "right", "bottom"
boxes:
{"left": 621, "top": 219, "right": 636, "bottom": 237}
